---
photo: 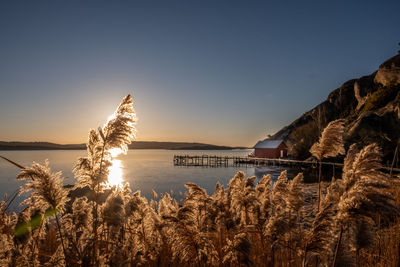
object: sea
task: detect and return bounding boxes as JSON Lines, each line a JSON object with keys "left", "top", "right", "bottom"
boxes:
{"left": 0, "top": 149, "right": 318, "bottom": 211}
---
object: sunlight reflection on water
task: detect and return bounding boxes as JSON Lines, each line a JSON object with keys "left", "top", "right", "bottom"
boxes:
{"left": 108, "top": 159, "right": 123, "bottom": 187}
{"left": 107, "top": 148, "right": 126, "bottom": 188}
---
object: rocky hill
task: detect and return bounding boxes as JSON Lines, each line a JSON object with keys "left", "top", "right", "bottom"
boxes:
{"left": 272, "top": 53, "right": 400, "bottom": 162}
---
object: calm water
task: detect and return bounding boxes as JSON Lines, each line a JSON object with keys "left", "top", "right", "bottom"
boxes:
{"left": 0, "top": 149, "right": 318, "bottom": 210}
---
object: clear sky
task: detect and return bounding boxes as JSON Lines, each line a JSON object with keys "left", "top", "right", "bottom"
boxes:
{"left": 0, "top": 1, "right": 399, "bottom": 147}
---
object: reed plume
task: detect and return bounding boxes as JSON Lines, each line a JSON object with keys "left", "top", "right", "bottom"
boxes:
{"left": 228, "top": 171, "right": 259, "bottom": 227}
{"left": 287, "top": 173, "right": 304, "bottom": 213}
{"left": 0, "top": 201, "right": 18, "bottom": 266}
{"left": 0, "top": 201, "right": 15, "bottom": 266}
{"left": 101, "top": 94, "right": 136, "bottom": 153}
{"left": 102, "top": 192, "right": 125, "bottom": 231}
{"left": 305, "top": 143, "right": 400, "bottom": 266}
{"left": 158, "top": 192, "right": 178, "bottom": 219}
{"left": 162, "top": 183, "right": 219, "bottom": 266}
{"left": 16, "top": 160, "right": 69, "bottom": 263}
{"left": 71, "top": 196, "right": 92, "bottom": 231}
{"left": 222, "top": 232, "right": 252, "bottom": 266}
{"left": 252, "top": 174, "right": 271, "bottom": 234}
{"left": 264, "top": 170, "right": 289, "bottom": 240}
{"left": 17, "top": 160, "right": 69, "bottom": 214}
{"left": 60, "top": 196, "right": 92, "bottom": 265}
{"left": 124, "top": 190, "right": 163, "bottom": 264}
{"left": 211, "top": 182, "right": 230, "bottom": 228}
{"left": 264, "top": 171, "right": 298, "bottom": 264}
{"left": 72, "top": 94, "right": 136, "bottom": 264}
{"left": 73, "top": 94, "right": 136, "bottom": 190}
{"left": 332, "top": 143, "right": 400, "bottom": 266}
{"left": 310, "top": 119, "right": 345, "bottom": 211}
{"left": 270, "top": 170, "right": 289, "bottom": 214}
{"left": 0, "top": 233, "right": 13, "bottom": 266}
{"left": 286, "top": 173, "right": 305, "bottom": 254}
{"left": 338, "top": 144, "right": 399, "bottom": 223}
{"left": 304, "top": 179, "right": 341, "bottom": 265}
{"left": 4, "top": 95, "right": 400, "bottom": 266}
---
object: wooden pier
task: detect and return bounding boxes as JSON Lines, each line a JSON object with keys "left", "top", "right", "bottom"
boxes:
{"left": 173, "top": 155, "right": 400, "bottom": 174}
{"left": 173, "top": 155, "right": 341, "bottom": 169}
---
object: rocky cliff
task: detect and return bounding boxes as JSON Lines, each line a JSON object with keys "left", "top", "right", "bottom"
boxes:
{"left": 272, "top": 53, "right": 400, "bottom": 162}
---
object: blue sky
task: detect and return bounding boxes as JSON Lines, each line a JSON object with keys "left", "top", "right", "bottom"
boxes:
{"left": 0, "top": 0, "right": 399, "bottom": 146}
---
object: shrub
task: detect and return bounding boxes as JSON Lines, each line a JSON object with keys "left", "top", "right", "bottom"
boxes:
{"left": 288, "top": 120, "right": 320, "bottom": 159}
{"left": 362, "top": 81, "right": 400, "bottom": 113}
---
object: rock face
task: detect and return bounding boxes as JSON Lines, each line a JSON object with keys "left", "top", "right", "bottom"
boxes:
{"left": 354, "top": 73, "right": 377, "bottom": 110}
{"left": 272, "top": 53, "right": 400, "bottom": 161}
{"left": 374, "top": 55, "right": 400, "bottom": 86}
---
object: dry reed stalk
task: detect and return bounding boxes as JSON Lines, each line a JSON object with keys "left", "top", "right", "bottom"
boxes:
{"left": 3, "top": 96, "right": 400, "bottom": 266}
{"left": 310, "top": 119, "right": 345, "bottom": 212}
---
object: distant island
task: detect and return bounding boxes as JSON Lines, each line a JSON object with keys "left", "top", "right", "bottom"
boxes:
{"left": 0, "top": 141, "right": 247, "bottom": 150}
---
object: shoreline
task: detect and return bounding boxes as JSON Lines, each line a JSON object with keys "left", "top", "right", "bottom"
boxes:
{"left": 0, "top": 141, "right": 248, "bottom": 151}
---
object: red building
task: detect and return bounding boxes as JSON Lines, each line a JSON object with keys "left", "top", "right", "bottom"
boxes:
{"left": 253, "top": 139, "right": 288, "bottom": 158}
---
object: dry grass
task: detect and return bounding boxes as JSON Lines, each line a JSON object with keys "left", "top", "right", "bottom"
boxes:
{"left": 1, "top": 95, "right": 400, "bottom": 266}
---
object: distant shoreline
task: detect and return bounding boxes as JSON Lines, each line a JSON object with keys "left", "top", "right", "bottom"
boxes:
{"left": 0, "top": 141, "right": 248, "bottom": 151}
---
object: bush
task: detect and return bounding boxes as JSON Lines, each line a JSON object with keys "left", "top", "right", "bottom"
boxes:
{"left": 288, "top": 120, "right": 320, "bottom": 159}
{"left": 362, "top": 81, "right": 400, "bottom": 113}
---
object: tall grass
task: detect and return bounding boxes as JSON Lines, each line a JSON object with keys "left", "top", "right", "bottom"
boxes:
{"left": 1, "top": 95, "right": 400, "bottom": 266}
{"left": 310, "top": 119, "right": 345, "bottom": 212}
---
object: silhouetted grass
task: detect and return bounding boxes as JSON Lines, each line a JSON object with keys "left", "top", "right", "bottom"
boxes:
{"left": 0, "top": 95, "right": 399, "bottom": 266}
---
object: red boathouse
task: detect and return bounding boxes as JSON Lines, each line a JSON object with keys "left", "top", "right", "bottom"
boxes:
{"left": 253, "top": 139, "right": 288, "bottom": 158}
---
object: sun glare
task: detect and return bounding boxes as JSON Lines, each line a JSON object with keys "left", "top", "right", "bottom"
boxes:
{"left": 108, "top": 159, "right": 123, "bottom": 187}
{"left": 106, "top": 113, "right": 116, "bottom": 124}
{"left": 107, "top": 148, "right": 125, "bottom": 187}
{"left": 109, "top": 148, "right": 123, "bottom": 157}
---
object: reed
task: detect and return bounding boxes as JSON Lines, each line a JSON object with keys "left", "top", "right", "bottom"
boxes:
{"left": 1, "top": 96, "right": 399, "bottom": 266}
{"left": 310, "top": 119, "right": 345, "bottom": 212}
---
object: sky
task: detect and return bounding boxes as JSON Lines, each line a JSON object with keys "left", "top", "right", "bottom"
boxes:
{"left": 0, "top": 1, "right": 399, "bottom": 147}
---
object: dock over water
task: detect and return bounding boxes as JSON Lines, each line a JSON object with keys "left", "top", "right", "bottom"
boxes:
{"left": 173, "top": 155, "right": 341, "bottom": 169}
{"left": 173, "top": 155, "right": 400, "bottom": 174}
